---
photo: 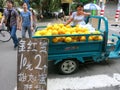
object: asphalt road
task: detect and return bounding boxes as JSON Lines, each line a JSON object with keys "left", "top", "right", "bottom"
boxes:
{"left": 0, "top": 38, "right": 17, "bottom": 90}
{"left": 1, "top": 2, "right": 120, "bottom": 90}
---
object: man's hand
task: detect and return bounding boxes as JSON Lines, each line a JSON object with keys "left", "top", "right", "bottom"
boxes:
{"left": 31, "top": 26, "right": 33, "bottom": 31}
{"left": 17, "top": 26, "right": 21, "bottom": 30}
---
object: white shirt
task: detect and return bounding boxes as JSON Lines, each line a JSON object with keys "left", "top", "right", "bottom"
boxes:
{"left": 71, "top": 12, "right": 86, "bottom": 26}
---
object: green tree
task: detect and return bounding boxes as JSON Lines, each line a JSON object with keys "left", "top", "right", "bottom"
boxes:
{"left": 73, "top": 0, "right": 93, "bottom": 4}
{"left": 30, "top": 0, "right": 61, "bottom": 12}
{"left": 14, "top": 0, "right": 23, "bottom": 7}
{"left": 14, "top": 0, "right": 62, "bottom": 18}
{"left": 0, "top": 0, "right": 6, "bottom": 8}
{"left": 14, "top": 0, "right": 61, "bottom": 12}
{"left": 47, "top": 0, "right": 61, "bottom": 12}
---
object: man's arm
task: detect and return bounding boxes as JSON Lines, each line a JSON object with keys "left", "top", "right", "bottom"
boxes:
{"left": 17, "top": 15, "right": 20, "bottom": 29}
{"left": 19, "top": 16, "right": 22, "bottom": 30}
{"left": 14, "top": 9, "right": 20, "bottom": 29}
{"left": 30, "top": 13, "right": 33, "bottom": 30}
{"left": 34, "top": 14, "right": 37, "bottom": 22}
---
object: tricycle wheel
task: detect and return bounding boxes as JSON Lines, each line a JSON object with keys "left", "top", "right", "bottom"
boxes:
{"left": 57, "top": 59, "right": 79, "bottom": 75}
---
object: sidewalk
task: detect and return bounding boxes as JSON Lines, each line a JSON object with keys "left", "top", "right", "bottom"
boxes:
{"left": 105, "top": 2, "right": 118, "bottom": 20}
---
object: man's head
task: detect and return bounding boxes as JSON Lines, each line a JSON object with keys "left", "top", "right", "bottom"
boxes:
{"left": 6, "top": 0, "right": 14, "bottom": 8}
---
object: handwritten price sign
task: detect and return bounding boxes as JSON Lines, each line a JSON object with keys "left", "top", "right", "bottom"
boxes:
{"left": 17, "top": 38, "right": 48, "bottom": 90}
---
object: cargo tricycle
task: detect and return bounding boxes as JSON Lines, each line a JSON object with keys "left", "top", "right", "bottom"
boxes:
{"left": 33, "top": 16, "right": 119, "bottom": 75}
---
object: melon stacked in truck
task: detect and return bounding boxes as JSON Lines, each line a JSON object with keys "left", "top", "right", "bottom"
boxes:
{"left": 34, "top": 24, "right": 103, "bottom": 43}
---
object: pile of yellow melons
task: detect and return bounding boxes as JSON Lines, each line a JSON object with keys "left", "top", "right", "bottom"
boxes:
{"left": 34, "top": 24, "right": 103, "bottom": 43}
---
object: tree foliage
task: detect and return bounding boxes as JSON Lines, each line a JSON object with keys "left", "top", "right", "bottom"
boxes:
{"left": 30, "top": 0, "right": 61, "bottom": 12}
{"left": 0, "top": 0, "right": 5, "bottom": 8}
{"left": 73, "top": 0, "right": 93, "bottom": 4}
{"left": 14, "top": 0, "right": 62, "bottom": 13}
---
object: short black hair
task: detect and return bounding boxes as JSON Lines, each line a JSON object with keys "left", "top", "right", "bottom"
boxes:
{"left": 21, "top": 2, "right": 27, "bottom": 5}
{"left": 7, "top": 0, "right": 14, "bottom": 5}
{"left": 76, "top": 3, "right": 83, "bottom": 8}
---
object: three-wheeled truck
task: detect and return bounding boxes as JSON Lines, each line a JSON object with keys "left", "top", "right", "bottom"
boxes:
{"left": 33, "top": 16, "right": 119, "bottom": 75}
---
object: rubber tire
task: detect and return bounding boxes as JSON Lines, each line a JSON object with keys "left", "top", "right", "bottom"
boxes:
{"left": 0, "top": 30, "right": 11, "bottom": 42}
{"left": 57, "top": 59, "right": 79, "bottom": 75}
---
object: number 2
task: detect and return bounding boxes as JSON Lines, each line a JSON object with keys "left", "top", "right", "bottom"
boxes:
{"left": 34, "top": 54, "right": 42, "bottom": 70}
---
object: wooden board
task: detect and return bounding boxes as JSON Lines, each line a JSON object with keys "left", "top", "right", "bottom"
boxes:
{"left": 17, "top": 38, "right": 48, "bottom": 90}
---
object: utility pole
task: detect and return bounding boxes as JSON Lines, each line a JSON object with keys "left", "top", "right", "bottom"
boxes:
{"left": 115, "top": 0, "right": 120, "bottom": 22}
{"left": 99, "top": 0, "right": 106, "bottom": 16}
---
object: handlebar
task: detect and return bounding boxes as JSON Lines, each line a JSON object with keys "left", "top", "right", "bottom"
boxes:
{"left": 112, "top": 34, "right": 120, "bottom": 39}
{"left": 111, "top": 24, "right": 120, "bottom": 27}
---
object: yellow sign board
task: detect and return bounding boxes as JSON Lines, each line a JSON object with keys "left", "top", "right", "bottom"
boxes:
{"left": 61, "top": 0, "right": 72, "bottom": 3}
